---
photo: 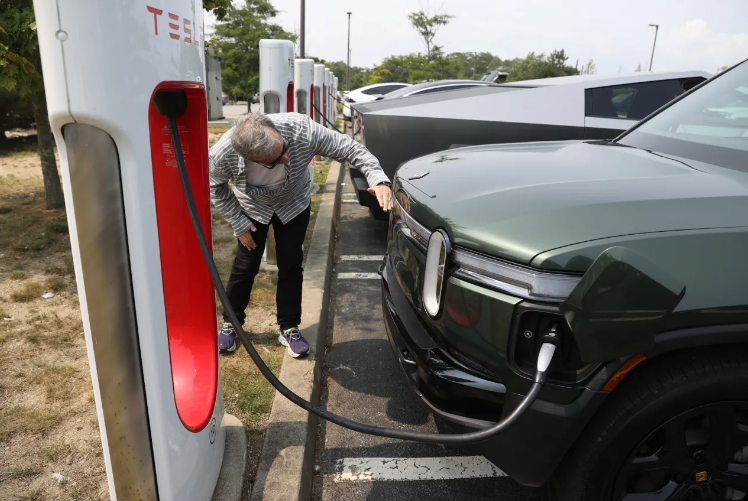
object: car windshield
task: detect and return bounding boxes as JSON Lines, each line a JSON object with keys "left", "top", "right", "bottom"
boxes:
{"left": 618, "top": 61, "right": 748, "bottom": 171}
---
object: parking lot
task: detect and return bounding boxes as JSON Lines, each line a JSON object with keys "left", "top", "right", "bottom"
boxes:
{"left": 311, "top": 170, "right": 555, "bottom": 501}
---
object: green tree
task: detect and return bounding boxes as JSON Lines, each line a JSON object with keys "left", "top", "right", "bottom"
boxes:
{"left": 507, "top": 49, "right": 579, "bottom": 82}
{"left": 407, "top": 5, "right": 454, "bottom": 62}
{"left": 210, "top": 0, "right": 295, "bottom": 111}
{"left": 581, "top": 59, "right": 597, "bottom": 75}
{"left": 203, "top": 0, "right": 232, "bottom": 21}
{"left": 0, "top": 0, "right": 64, "bottom": 209}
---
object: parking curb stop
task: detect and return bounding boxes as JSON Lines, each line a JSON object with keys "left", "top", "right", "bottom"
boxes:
{"left": 249, "top": 162, "right": 344, "bottom": 501}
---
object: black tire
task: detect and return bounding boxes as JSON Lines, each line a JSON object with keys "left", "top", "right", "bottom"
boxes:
{"left": 554, "top": 346, "right": 748, "bottom": 501}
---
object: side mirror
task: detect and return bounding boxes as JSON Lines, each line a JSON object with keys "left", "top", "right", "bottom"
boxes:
{"left": 559, "top": 247, "right": 685, "bottom": 363}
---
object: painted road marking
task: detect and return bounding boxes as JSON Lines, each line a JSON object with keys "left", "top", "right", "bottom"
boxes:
{"left": 333, "top": 456, "right": 506, "bottom": 482}
{"left": 340, "top": 255, "right": 382, "bottom": 261}
{"left": 337, "top": 273, "right": 379, "bottom": 280}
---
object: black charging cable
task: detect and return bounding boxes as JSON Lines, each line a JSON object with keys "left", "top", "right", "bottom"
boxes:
{"left": 311, "top": 102, "right": 343, "bottom": 133}
{"left": 154, "top": 89, "right": 556, "bottom": 444}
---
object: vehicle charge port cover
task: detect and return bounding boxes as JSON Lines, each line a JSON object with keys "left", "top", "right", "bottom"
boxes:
{"left": 559, "top": 246, "right": 686, "bottom": 363}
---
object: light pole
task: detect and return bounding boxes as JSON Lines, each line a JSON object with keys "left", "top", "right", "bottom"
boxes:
{"left": 648, "top": 24, "right": 659, "bottom": 71}
{"left": 346, "top": 12, "right": 352, "bottom": 91}
{"left": 300, "top": 0, "right": 306, "bottom": 57}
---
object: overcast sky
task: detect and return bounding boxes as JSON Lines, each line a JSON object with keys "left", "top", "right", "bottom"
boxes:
{"left": 206, "top": 0, "right": 748, "bottom": 75}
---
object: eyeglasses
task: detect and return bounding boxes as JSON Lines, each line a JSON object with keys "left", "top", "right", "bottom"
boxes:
{"left": 258, "top": 140, "right": 288, "bottom": 170}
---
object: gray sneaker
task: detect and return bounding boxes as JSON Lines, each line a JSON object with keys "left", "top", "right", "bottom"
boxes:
{"left": 218, "top": 322, "right": 237, "bottom": 353}
{"left": 278, "top": 327, "right": 309, "bottom": 358}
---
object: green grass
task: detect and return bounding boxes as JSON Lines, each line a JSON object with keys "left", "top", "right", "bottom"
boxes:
{"left": 42, "top": 442, "right": 74, "bottom": 462}
{"left": 0, "top": 195, "right": 68, "bottom": 255}
{"left": 0, "top": 406, "right": 62, "bottom": 442}
{"left": 11, "top": 281, "right": 44, "bottom": 302}
{"left": 32, "top": 365, "right": 78, "bottom": 401}
{"left": 219, "top": 333, "right": 285, "bottom": 431}
{"left": 0, "top": 467, "right": 42, "bottom": 481}
{"left": 9, "top": 271, "right": 27, "bottom": 280}
{"left": 0, "top": 206, "right": 12, "bottom": 214}
{"left": 46, "top": 220, "right": 69, "bottom": 234}
{"left": 45, "top": 276, "right": 66, "bottom": 292}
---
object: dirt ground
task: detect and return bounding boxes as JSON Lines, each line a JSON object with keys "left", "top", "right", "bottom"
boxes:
{"left": 0, "top": 128, "right": 329, "bottom": 500}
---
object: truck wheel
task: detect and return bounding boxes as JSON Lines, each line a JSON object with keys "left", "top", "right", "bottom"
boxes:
{"left": 554, "top": 347, "right": 748, "bottom": 501}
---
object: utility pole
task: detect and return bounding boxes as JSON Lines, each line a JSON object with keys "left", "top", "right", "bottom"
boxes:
{"left": 648, "top": 24, "right": 659, "bottom": 71}
{"left": 346, "top": 12, "right": 352, "bottom": 91}
{"left": 300, "top": 0, "right": 306, "bottom": 58}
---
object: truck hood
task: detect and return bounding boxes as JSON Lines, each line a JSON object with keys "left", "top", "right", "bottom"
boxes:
{"left": 399, "top": 141, "right": 748, "bottom": 264}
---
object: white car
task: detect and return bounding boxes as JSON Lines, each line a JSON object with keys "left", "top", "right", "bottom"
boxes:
{"left": 342, "top": 82, "right": 411, "bottom": 120}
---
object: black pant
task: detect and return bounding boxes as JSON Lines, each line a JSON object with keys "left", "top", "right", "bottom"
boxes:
{"left": 223, "top": 205, "right": 310, "bottom": 330}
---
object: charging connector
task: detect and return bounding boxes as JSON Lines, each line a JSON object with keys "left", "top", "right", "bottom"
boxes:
{"left": 155, "top": 90, "right": 556, "bottom": 444}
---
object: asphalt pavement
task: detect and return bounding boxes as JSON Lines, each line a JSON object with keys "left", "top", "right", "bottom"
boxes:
{"left": 311, "top": 170, "right": 555, "bottom": 501}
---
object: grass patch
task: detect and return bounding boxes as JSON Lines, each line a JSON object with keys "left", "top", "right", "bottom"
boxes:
{"left": 248, "top": 271, "right": 277, "bottom": 307}
{"left": 0, "top": 174, "right": 43, "bottom": 197}
{"left": 208, "top": 126, "right": 230, "bottom": 135}
{"left": 11, "top": 281, "right": 44, "bottom": 302}
{"left": 42, "top": 441, "right": 74, "bottom": 462}
{"left": 213, "top": 235, "right": 235, "bottom": 244}
{"left": 0, "top": 467, "right": 42, "bottom": 481}
{"left": 45, "top": 276, "right": 66, "bottom": 292}
{"left": 46, "top": 220, "right": 69, "bottom": 234}
{"left": 9, "top": 271, "right": 27, "bottom": 280}
{"left": 219, "top": 337, "right": 284, "bottom": 430}
{"left": 32, "top": 365, "right": 77, "bottom": 401}
{"left": 0, "top": 406, "right": 62, "bottom": 441}
{"left": 0, "top": 206, "right": 12, "bottom": 214}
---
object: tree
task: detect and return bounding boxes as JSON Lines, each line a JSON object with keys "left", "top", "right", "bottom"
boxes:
{"left": 210, "top": 0, "right": 295, "bottom": 111}
{"left": 0, "top": 0, "right": 64, "bottom": 209}
{"left": 203, "top": 0, "right": 232, "bottom": 21}
{"left": 507, "top": 49, "right": 579, "bottom": 82}
{"left": 635, "top": 63, "right": 642, "bottom": 72}
{"left": 581, "top": 59, "right": 597, "bottom": 75}
{"left": 407, "top": 4, "right": 454, "bottom": 62}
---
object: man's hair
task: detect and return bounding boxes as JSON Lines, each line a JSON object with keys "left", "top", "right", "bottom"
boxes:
{"left": 231, "top": 113, "right": 282, "bottom": 160}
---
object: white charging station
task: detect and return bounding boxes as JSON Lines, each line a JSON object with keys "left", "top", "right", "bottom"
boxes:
{"left": 32, "top": 1, "right": 225, "bottom": 500}
{"left": 334, "top": 76, "right": 339, "bottom": 122}
{"left": 259, "top": 39, "right": 295, "bottom": 114}
{"left": 313, "top": 64, "right": 326, "bottom": 125}
{"left": 294, "top": 59, "right": 314, "bottom": 119}
{"left": 324, "top": 68, "right": 333, "bottom": 128}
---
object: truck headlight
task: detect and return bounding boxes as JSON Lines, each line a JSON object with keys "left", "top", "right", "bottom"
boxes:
{"left": 423, "top": 230, "right": 451, "bottom": 318}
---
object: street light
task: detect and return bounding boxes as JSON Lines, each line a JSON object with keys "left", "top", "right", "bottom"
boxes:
{"left": 648, "top": 24, "right": 659, "bottom": 72}
{"left": 346, "top": 12, "right": 352, "bottom": 92}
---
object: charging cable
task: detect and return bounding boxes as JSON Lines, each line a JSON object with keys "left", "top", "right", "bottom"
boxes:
{"left": 154, "top": 90, "right": 557, "bottom": 444}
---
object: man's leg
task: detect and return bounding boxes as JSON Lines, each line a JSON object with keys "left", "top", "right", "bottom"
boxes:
{"left": 219, "top": 221, "right": 269, "bottom": 352}
{"left": 273, "top": 205, "right": 311, "bottom": 357}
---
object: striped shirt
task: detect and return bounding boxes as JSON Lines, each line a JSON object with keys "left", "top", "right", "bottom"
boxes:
{"left": 209, "top": 113, "right": 389, "bottom": 236}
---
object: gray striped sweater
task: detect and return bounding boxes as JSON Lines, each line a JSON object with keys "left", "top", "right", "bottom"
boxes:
{"left": 209, "top": 113, "right": 389, "bottom": 236}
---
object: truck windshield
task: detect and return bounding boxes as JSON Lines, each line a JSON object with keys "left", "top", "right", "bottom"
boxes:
{"left": 618, "top": 61, "right": 748, "bottom": 171}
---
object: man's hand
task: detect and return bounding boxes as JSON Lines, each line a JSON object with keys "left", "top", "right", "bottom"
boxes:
{"left": 238, "top": 226, "right": 258, "bottom": 250}
{"left": 368, "top": 183, "right": 394, "bottom": 212}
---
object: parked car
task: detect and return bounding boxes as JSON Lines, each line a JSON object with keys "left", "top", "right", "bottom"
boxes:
{"left": 481, "top": 69, "right": 510, "bottom": 83}
{"left": 382, "top": 59, "right": 748, "bottom": 500}
{"left": 251, "top": 93, "right": 260, "bottom": 104}
{"left": 342, "top": 82, "right": 411, "bottom": 121}
{"left": 373, "top": 79, "right": 503, "bottom": 101}
{"left": 350, "top": 70, "right": 709, "bottom": 219}
{"left": 222, "top": 92, "right": 229, "bottom": 105}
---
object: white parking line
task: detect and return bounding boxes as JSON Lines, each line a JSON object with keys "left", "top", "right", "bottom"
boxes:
{"left": 333, "top": 456, "right": 506, "bottom": 482}
{"left": 340, "top": 255, "right": 382, "bottom": 261}
{"left": 337, "top": 273, "right": 379, "bottom": 280}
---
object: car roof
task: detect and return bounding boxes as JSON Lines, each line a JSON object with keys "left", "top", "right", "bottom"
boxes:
{"left": 502, "top": 70, "right": 712, "bottom": 88}
{"left": 350, "top": 82, "right": 412, "bottom": 93}
{"left": 381, "top": 80, "right": 501, "bottom": 99}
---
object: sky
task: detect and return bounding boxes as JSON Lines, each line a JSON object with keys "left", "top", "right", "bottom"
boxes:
{"left": 206, "top": 0, "right": 748, "bottom": 75}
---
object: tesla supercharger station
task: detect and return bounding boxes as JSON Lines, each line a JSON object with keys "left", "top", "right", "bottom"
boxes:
{"left": 294, "top": 59, "right": 314, "bottom": 119}
{"left": 32, "top": 1, "right": 226, "bottom": 500}
{"left": 313, "top": 64, "right": 325, "bottom": 126}
{"left": 259, "top": 39, "right": 294, "bottom": 114}
{"left": 334, "top": 76, "right": 339, "bottom": 122}
{"left": 325, "top": 68, "right": 333, "bottom": 128}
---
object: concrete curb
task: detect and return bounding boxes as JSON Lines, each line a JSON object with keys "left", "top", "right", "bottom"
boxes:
{"left": 249, "top": 162, "right": 344, "bottom": 501}
{"left": 211, "top": 414, "right": 248, "bottom": 501}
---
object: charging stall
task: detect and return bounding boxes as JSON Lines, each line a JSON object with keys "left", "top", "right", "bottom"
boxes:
{"left": 313, "top": 64, "right": 325, "bottom": 125}
{"left": 32, "top": 0, "right": 225, "bottom": 499}
{"left": 334, "top": 76, "right": 339, "bottom": 122}
{"left": 325, "top": 68, "right": 333, "bottom": 128}
{"left": 205, "top": 46, "right": 224, "bottom": 121}
{"left": 294, "top": 59, "right": 314, "bottom": 119}
{"left": 259, "top": 39, "right": 294, "bottom": 114}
